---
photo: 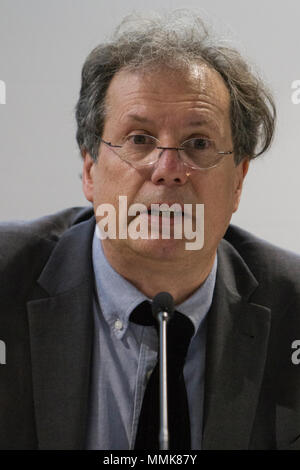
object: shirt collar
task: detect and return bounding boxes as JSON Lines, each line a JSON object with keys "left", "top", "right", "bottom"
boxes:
{"left": 92, "top": 226, "right": 217, "bottom": 339}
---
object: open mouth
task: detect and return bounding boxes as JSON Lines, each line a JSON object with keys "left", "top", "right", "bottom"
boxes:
{"left": 147, "top": 208, "right": 184, "bottom": 218}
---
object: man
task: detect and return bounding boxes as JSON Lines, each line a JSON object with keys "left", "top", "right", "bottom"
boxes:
{"left": 0, "top": 11, "right": 300, "bottom": 450}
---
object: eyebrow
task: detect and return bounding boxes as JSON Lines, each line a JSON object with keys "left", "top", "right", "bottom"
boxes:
{"left": 125, "top": 114, "right": 153, "bottom": 124}
{"left": 126, "top": 114, "right": 217, "bottom": 129}
{"left": 187, "top": 120, "right": 217, "bottom": 129}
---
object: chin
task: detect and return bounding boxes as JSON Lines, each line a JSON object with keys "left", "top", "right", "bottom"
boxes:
{"left": 127, "top": 237, "right": 193, "bottom": 261}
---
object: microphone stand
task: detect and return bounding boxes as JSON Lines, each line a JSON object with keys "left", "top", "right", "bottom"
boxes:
{"left": 152, "top": 291, "right": 175, "bottom": 451}
{"left": 158, "top": 310, "right": 169, "bottom": 450}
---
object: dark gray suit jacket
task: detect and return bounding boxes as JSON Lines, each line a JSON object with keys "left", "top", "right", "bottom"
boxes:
{"left": 0, "top": 206, "right": 300, "bottom": 450}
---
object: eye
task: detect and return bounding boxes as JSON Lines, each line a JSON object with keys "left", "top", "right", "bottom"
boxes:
{"left": 184, "top": 138, "right": 212, "bottom": 150}
{"left": 127, "top": 134, "right": 154, "bottom": 145}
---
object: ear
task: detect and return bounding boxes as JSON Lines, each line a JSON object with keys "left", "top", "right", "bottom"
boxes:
{"left": 82, "top": 152, "right": 96, "bottom": 202}
{"left": 232, "top": 158, "right": 249, "bottom": 213}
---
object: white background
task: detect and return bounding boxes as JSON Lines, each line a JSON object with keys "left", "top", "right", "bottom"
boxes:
{"left": 0, "top": 0, "right": 299, "bottom": 253}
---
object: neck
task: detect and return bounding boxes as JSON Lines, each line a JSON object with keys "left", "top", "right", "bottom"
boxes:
{"left": 100, "top": 241, "right": 217, "bottom": 305}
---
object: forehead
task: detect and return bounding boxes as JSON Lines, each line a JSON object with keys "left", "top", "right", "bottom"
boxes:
{"left": 105, "top": 63, "right": 231, "bottom": 122}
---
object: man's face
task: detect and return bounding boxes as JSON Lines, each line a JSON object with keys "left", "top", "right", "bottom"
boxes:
{"left": 83, "top": 64, "right": 249, "bottom": 263}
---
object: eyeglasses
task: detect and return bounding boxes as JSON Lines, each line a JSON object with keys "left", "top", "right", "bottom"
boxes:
{"left": 97, "top": 134, "right": 233, "bottom": 170}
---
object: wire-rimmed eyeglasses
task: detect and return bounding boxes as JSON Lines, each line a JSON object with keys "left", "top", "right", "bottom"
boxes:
{"left": 97, "top": 134, "right": 233, "bottom": 171}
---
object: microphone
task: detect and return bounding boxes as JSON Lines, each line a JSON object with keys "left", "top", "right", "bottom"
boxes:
{"left": 151, "top": 292, "right": 175, "bottom": 450}
{"left": 152, "top": 292, "right": 174, "bottom": 319}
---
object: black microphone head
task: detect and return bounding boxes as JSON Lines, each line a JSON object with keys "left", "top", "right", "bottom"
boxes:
{"left": 151, "top": 292, "right": 175, "bottom": 320}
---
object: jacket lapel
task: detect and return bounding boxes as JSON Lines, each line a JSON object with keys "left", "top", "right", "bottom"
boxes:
{"left": 27, "top": 215, "right": 96, "bottom": 449}
{"left": 202, "top": 239, "right": 271, "bottom": 449}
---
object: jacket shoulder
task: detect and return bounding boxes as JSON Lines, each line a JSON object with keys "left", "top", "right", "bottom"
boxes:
{"left": 0, "top": 206, "right": 93, "bottom": 287}
{"left": 0, "top": 206, "right": 92, "bottom": 243}
{"left": 224, "top": 224, "right": 300, "bottom": 301}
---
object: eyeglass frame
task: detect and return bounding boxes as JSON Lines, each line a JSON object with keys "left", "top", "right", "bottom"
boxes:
{"left": 95, "top": 133, "right": 234, "bottom": 171}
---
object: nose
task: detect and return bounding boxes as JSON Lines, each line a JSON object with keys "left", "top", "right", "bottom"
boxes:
{"left": 150, "top": 148, "right": 190, "bottom": 186}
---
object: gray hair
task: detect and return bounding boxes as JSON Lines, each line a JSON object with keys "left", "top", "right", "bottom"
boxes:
{"left": 75, "top": 10, "right": 276, "bottom": 165}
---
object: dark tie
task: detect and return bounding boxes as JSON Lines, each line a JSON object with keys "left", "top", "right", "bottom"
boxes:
{"left": 130, "top": 300, "right": 194, "bottom": 449}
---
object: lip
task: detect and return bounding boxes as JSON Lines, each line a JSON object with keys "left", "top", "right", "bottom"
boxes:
{"left": 137, "top": 212, "right": 182, "bottom": 229}
{"left": 136, "top": 202, "right": 195, "bottom": 232}
{"left": 147, "top": 212, "right": 181, "bottom": 223}
{"left": 145, "top": 202, "right": 195, "bottom": 220}
{"left": 146, "top": 202, "right": 185, "bottom": 213}
{"left": 129, "top": 201, "right": 198, "bottom": 236}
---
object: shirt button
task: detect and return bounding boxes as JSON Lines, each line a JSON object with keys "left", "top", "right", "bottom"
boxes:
{"left": 114, "top": 319, "right": 123, "bottom": 331}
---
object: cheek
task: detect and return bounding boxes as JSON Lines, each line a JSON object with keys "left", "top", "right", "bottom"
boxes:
{"left": 92, "top": 152, "right": 144, "bottom": 208}
{"left": 197, "top": 169, "right": 236, "bottom": 205}
{"left": 194, "top": 170, "right": 237, "bottom": 229}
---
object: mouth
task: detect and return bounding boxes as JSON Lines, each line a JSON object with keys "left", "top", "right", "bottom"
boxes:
{"left": 145, "top": 202, "right": 192, "bottom": 220}
{"left": 125, "top": 200, "right": 200, "bottom": 240}
{"left": 147, "top": 208, "right": 184, "bottom": 218}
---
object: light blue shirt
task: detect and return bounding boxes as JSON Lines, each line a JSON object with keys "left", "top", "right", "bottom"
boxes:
{"left": 85, "top": 228, "right": 217, "bottom": 450}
